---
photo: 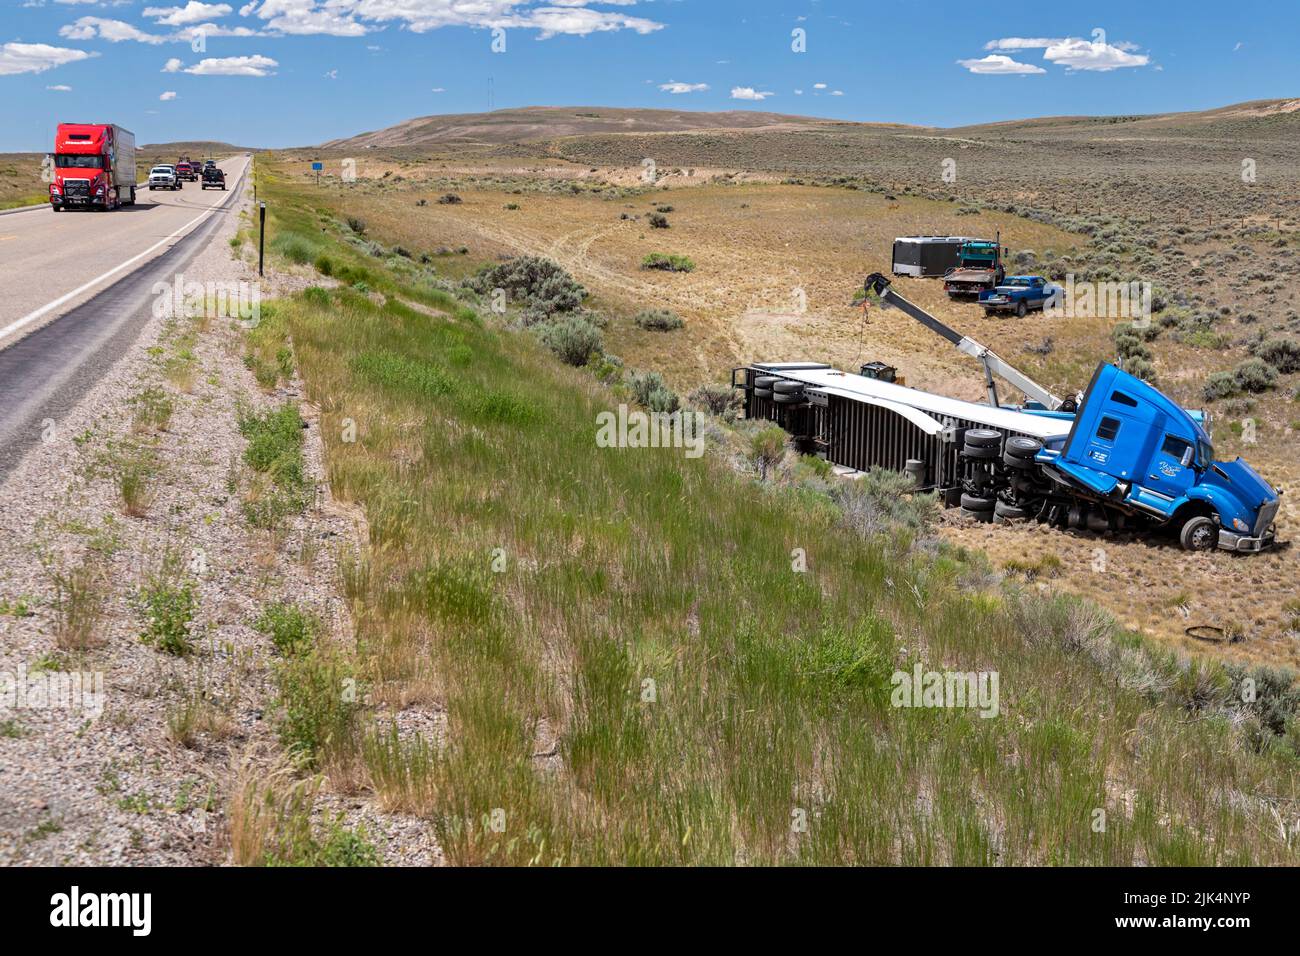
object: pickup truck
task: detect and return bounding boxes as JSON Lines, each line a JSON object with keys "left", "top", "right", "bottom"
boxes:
{"left": 148, "top": 165, "right": 179, "bottom": 190}
{"left": 979, "top": 276, "right": 1062, "bottom": 317}
{"left": 201, "top": 165, "right": 226, "bottom": 190}
{"left": 175, "top": 161, "right": 198, "bottom": 182}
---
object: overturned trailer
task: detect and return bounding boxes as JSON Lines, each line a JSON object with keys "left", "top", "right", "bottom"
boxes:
{"left": 733, "top": 362, "right": 1069, "bottom": 502}
{"left": 732, "top": 359, "right": 1280, "bottom": 553}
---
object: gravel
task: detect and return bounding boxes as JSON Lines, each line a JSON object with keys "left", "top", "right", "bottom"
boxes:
{"left": 0, "top": 168, "right": 438, "bottom": 866}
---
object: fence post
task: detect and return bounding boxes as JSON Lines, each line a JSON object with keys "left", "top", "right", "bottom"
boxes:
{"left": 258, "top": 201, "right": 266, "bottom": 278}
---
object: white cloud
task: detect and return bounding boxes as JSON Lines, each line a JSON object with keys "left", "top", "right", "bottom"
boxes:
{"left": 236, "top": 0, "right": 663, "bottom": 39}
{"left": 162, "top": 56, "right": 183, "bottom": 71}
{"left": 160, "top": 89, "right": 177, "bottom": 99}
{"left": 144, "top": 2, "right": 232, "bottom": 26}
{"left": 0, "top": 41, "right": 98, "bottom": 75}
{"left": 183, "top": 53, "right": 277, "bottom": 75}
{"left": 431, "top": 86, "right": 445, "bottom": 92}
{"left": 47, "top": 83, "right": 73, "bottom": 90}
{"left": 830, "top": 89, "right": 843, "bottom": 96}
{"left": 659, "top": 81, "right": 708, "bottom": 94}
{"left": 957, "top": 54, "right": 1046, "bottom": 75}
{"left": 982, "top": 35, "right": 1149, "bottom": 71}
{"left": 59, "top": 17, "right": 169, "bottom": 43}
{"left": 813, "top": 82, "right": 826, "bottom": 89}
{"left": 730, "top": 86, "right": 773, "bottom": 101}
{"left": 324, "top": 68, "right": 337, "bottom": 78}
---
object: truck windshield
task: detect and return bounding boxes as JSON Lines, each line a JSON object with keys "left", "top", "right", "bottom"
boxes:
{"left": 55, "top": 154, "right": 102, "bottom": 169}
{"left": 1199, "top": 440, "right": 1214, "bottom": 469}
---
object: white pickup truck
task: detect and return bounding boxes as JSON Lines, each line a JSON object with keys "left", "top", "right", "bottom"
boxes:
{"left": 148, "top": 164, "right": 180, "bottom": 190}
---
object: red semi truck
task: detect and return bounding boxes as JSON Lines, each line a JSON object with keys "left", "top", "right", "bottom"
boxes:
{"left": 49, "top": 122, "right": 136, "bottom": 212}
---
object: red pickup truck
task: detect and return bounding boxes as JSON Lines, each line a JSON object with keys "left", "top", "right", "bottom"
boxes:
{"left": 175, "top": 161, "right": 198, "bottom": 182}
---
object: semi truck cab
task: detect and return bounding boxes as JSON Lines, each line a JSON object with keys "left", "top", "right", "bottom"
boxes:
{"left": 1040, "top": 364, "right": 1280, "bottom": 551}
{"left": 49, "top": 123, "right": 136, "bottom": 211}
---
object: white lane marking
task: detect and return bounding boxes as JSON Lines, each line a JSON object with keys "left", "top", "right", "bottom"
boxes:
{"left": 0, "top": 164, "right": 242, "bottom": 343}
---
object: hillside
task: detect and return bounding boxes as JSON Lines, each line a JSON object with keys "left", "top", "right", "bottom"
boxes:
{"left": 321, "top": 105, "right": 911, "bottom": 149}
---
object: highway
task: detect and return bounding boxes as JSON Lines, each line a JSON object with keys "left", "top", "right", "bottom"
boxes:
{"left": 0, "top": 156, "right": 249, "bottom": 480}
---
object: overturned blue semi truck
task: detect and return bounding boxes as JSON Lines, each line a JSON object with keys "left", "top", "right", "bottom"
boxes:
{"left": 733, "top": 274, "right": 1281, "bottom": 553}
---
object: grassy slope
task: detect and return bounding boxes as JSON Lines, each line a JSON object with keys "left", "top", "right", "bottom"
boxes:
{"left": 250, "top": 160, "right": 1300, "bottom": 866}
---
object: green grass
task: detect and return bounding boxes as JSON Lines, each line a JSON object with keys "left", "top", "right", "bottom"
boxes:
{"left": 255, "top": 602, "right": 320, "bottom": 657}
{"left": 245, "top": 162, "right": 1300, "bottom": 866}
{"left": 236, "top": 400, "right": 311, "bottom": 528}
{"left": 136, "top": 557, "right": 197, "bottom": 656}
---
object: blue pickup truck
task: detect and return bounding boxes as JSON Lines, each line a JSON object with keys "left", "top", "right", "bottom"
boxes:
{"left": 979, "top": 276, "right": 1062, "bottom": 317}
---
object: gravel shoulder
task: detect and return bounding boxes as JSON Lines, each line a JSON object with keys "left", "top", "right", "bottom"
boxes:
{"left": 0, "top": 167, "right": 436, "bottom": 865}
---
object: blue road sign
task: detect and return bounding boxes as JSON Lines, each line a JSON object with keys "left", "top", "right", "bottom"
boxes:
{"left": 311, "top": 162, "right": 323, "bottom": 171}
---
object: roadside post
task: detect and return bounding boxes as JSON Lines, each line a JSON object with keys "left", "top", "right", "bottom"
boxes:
{"left": 312, "top": 160, "right": 322, "bottom": 185}
{"left": 259, "top": 201, "right": 266, "bottom": 277}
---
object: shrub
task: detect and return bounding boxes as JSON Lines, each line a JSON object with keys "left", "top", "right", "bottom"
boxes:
{"left": 462, "top": 256, "right": 585, "bottom": 322}
{"left": 345, "top": 216, "right": 366, "bottom": 235}
{"left": 1250, "top": 338, "right": 1300, "bottom": 374}
{"left": 749, "top": 425, "right": 787, "bottom": 480}
{"left": 137, "top": 565, "right": 197, "bottom": 656}
{"left": 535, "top": 315, "right": 603, "bottom": 367}
{"left": 436, "top": 194, "right": 462, "bottom": 205}
{"left": 633, "top": 309, "right": 684, "bottom": 332}
{"left": 1203, "top": 371, "right": 1238, "bottom": 401}
{"left": 627, "top": 370, "right": 679, "bottom": 412}
{"left": 1233, "top": 358, "right": 1277, "bottom": 394}
{"left": 835, "top": 468, "right": 939, "bottom": 539}
{"left": 688, "top": 383, "right": 739, "bottom": 416}
{"left": 256, "top": 602, "right": 319, "bottom": 657}
{"left": 648, "top": 213, "right": 670, "bottom": 229}
{"left": 642, "top": 253, "right": 695, "bottom": 272}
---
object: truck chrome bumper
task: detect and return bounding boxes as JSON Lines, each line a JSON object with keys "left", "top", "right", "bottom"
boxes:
{"left": 1218, "top": 529, "right": 1274, "bottom": 553}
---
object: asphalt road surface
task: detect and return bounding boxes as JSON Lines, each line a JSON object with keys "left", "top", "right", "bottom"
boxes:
{"left": 0, "top": 156, "right": 249, "bottom": 481}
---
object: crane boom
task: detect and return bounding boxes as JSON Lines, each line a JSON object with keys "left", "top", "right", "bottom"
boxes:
{"left": 863, "top": 272, "right": 1074, "bottom": 412}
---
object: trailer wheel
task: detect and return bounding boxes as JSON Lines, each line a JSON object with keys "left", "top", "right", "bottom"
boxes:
{"left": 960, "top": 492, "right": 996, "bottom": 512}
{"left": 994, "top": 499, "right": 1031, "bottom": 521}
{"left": 959, "top": 507, "right": 994, "bottom": 523}
{"left": 963, "top": 429, "right": 1002, "bottom": 449}
{"left": 1015, "top": 300, "right": 1028, "bottom": 318}
{"left": 1179, "top": 515, "right": 1219, "bottom": 552}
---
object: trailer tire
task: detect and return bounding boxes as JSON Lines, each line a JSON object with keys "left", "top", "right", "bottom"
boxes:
{"left": 1004, "top": 436, "right": 1041, "bottom": 459}
{"left": 960, "top": 507, "right": 994, "bottom": 523}
{"left": 963, "top": 429, "right": 1002, "bottom": 449}
{"left": 960, "top": 492, "right": 996, "bottom": 512}
{"left": 1179, "top": 515, "right": 1219, "bottom": 552}
{"left": 962, "top": 445, "right": 999, "bottom": 460}
{"left": 994, "top": 499, "right": 1031, "bottom": 521}
{"left": 772, "top": 392, "right": 804, "bottom": 405}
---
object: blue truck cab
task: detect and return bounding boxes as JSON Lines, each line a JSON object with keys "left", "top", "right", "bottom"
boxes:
{"left": 1036, "top": 364, "right": 1280, "bottom": 551}
{"left": 979, "top": 276, "right": 1062, "bottom": 317}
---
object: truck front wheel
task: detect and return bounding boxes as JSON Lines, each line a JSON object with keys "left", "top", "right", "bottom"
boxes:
{"left": 1179, "top": 515, "right": 1219, "bottom": 551}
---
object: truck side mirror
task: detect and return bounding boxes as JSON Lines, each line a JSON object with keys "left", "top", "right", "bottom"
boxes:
{"left": 1181, "top": 447, "right": 1194, "bottom": 468}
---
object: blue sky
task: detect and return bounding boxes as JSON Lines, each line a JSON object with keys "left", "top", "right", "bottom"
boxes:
{"left": 1, "top": 0, "right": 1295, "bottom": 151}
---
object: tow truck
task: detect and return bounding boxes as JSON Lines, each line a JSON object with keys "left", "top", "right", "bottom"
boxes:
{"left": 944, "top": 234, "right": 1006, "bottom": 298}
